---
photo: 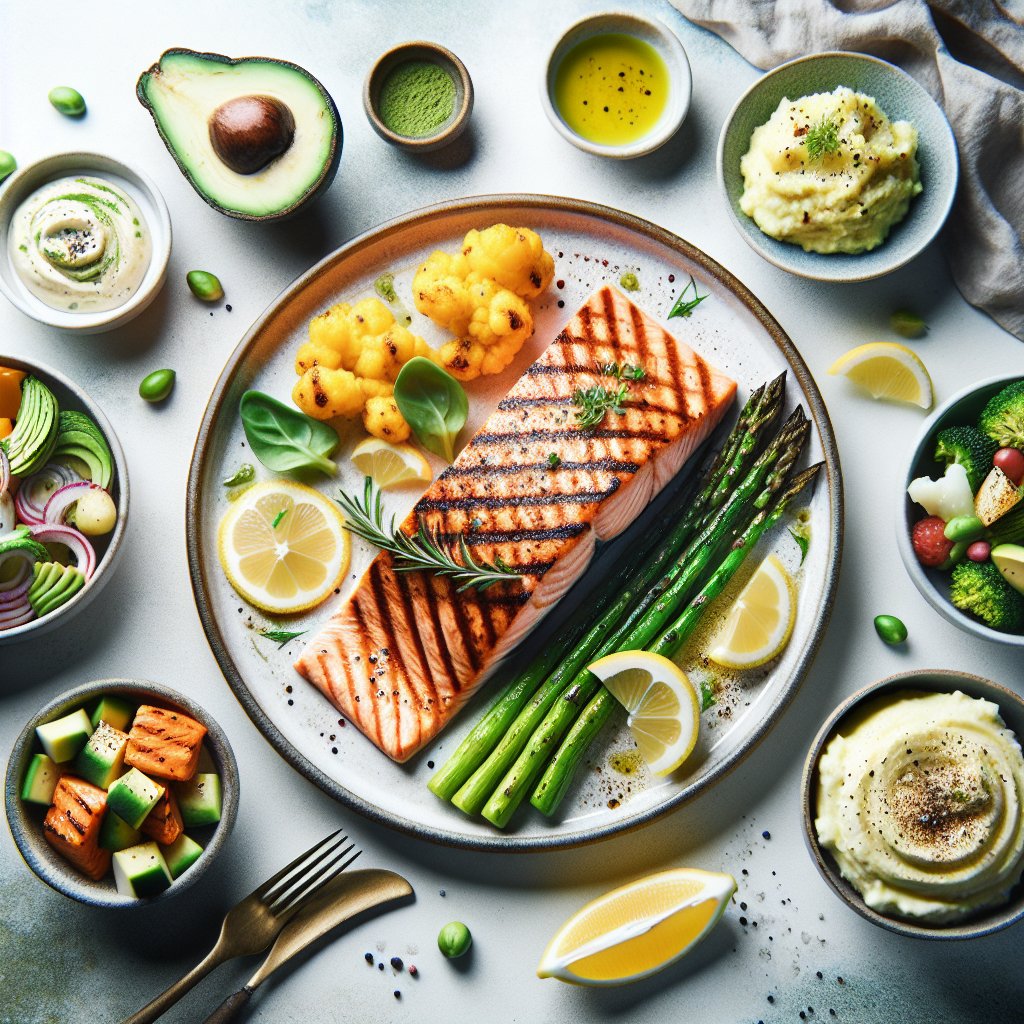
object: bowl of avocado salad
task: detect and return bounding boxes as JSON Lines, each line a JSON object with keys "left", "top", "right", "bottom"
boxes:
{"left": 5, "top": 678, "right": 239, "bottom": 908}
{"left": 0, "top": 355, "right": 129, "bottom": 645}
{"left": 898, "top": 374, "right": 1024, "bottom": 646}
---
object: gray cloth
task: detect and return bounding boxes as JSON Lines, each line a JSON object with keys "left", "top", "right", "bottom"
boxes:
{"left": 671, "top": 0, "right": 1024, "bottom": 340}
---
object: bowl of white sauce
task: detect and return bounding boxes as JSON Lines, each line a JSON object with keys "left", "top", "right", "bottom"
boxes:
{"left": 0, "top": 152, "right": 171, "bottom": 333}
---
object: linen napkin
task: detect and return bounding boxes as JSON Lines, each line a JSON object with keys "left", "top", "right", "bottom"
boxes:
{"left": 669, "top": 0, "right": 1024, "bottom": 341}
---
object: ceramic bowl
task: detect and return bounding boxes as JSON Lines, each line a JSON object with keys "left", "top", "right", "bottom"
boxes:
{"left": 802, "top": 669, "right": 1024, "bottom": 939}
{"left": 897, "top": 373, "right": 1024, "bottom": 646}
{"left": 541, "top": 11, "right": 691, "bottom": 159}
{"left": 5, "top": 678, "right": 239, "bottom": 908}
{"left": 717, "top": 52, "right": 958, "bottom": 282}
{"left": 364, "top": 42, "right": 474, "bottom": 153}
{"left": 0, "top": 152, "right": 171, "bottom": 333}
{"left": 0, "top": 354, "right": 129, "bottom": 646}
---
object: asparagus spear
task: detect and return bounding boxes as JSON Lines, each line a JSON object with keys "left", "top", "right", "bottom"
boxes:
{"left": 481, "top": 420, "right": 812, "bottom": 828}
{"left": 430, "top": 379, "right": 785, "bottom": 804}
{"left": 530, "top": 463, "right": 823, "bottom": 816}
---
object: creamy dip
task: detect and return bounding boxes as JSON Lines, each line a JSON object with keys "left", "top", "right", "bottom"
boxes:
{"left": 9, "top": 176, "right": 151, "bottom": 312}
{"left": 740, "top": 87, "right": 922, "bottom": 254}
{"left": 816, "top": 690, "right": 1024, "bottom": 923}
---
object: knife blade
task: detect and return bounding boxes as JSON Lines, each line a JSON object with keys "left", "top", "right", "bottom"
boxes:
{"left": 202, "top": 868, "right": 414, "bottom": 1023}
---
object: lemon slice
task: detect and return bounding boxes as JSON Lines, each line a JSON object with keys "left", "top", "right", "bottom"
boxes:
{"left": 828, "top": 341, "right": 933, "bottom": 409}
{"left": 588, "top": 651, "right": 700, "bottom": 776}
{"left": 708, "top": 554, "right": 795, "bottom": 669}
{"left": 218, "top": 481, "right": 350, "bottom": 614}
{"left": 351, "top": 437, "right": 432, "bottom": 489}
{"left": 537, "top": 867, "right": 736, "bottom": 986}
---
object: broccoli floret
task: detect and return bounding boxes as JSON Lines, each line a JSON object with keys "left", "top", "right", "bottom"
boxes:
{"left": 978, "top": 380, "right": 1024, "bottom": 449}
{"left": 934, "top": 425, "right": 998, "bottom": 492}
{"left": 949, "top": 560, "right": 1024, "bottom": 633}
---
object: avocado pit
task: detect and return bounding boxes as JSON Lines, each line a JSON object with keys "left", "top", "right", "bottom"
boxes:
{"left": 209, "top": 95, "right": 295, "bottom": 175}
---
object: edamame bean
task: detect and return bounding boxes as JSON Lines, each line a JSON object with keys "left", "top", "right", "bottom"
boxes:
{"left": 186, "top": 270, "right": 224, "bottom": 302}
{"left": 0, "top": 151, "right": 16, "bottom": 184}
{"left": 890, "top": 309, "right": 926, "bottom": 338}
{"left": 139, "top": 369, "right": 175, "bottom": 403}
{"left": 48, "top": 86, "right": 86, "bottom": 117}
{"left": 949, "top": 539, "right": 970, "bottom": 564}
{"left": 943, "top": 514, "right": 984, "bottom": 543}
{"left": 874, "top": 614, "right": 908, "bottom": 645}
{"left": 437, "top": 921, "right": 472, "bottom": 958}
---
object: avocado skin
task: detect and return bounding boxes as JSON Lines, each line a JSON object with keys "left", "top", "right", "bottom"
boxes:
{"left": 136, "top": 48, "right": 342, "bottom": 222}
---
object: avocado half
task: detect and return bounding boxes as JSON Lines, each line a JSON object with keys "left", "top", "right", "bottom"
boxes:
{"left": 137, "top": 49, "right": 342, "bottom": 222}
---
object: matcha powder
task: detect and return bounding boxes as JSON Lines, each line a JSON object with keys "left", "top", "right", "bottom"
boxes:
{"left": 379, "top": 60, "right": 456, "bottom": 137}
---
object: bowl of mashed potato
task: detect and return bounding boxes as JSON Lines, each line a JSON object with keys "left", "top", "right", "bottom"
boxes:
{"left": 802, "top": 670, "right": 1024, "bottom": 938}
{"left": 718, "top": 52, "right": 957, "bottom": 282}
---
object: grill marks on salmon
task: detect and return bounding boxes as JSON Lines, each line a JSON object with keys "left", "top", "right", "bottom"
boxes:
{"left": 295, "top": 286, "right": 737, "bottom": 762}
{"left": 43, "top": 776, "right": 111, "bottom": 881}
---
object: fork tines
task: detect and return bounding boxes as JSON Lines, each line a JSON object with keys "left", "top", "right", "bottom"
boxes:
{"left": 259, "top": 830, "right": 362, "bottom": 913}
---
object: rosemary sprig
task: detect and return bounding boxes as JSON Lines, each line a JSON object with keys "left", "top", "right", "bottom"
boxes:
{"left": 336, "top": 477, "right": 520, "bottom": 592}
{"left": 805, "top": 113, "right": 840, "bottom": 161}
{"left": 573, "top": 383, "right": 630, "bottom": 429}
{"left": 667, "top": 275, "right": 708, "bottom": 319}
{"left": 258, "top": 628, "right": 307, "bottom": 649}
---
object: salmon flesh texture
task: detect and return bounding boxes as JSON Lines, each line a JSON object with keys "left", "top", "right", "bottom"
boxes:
{"left": 295, "top": 286, "right": 737, "bottom": 762}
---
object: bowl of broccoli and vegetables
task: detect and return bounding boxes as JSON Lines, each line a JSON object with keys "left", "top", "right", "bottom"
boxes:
{"left": 899, "top": 375, "right": 1024, "bottom": 645}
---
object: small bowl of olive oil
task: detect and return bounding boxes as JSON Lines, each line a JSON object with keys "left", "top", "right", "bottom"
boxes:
{"left": 542, "top": 11, "right": 691, "bottom": 159}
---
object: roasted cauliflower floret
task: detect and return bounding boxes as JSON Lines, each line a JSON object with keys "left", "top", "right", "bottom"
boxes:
{"left": 412, "top": 224, "right": 554, "bottom": 381}
{"left": 292, "top": 297, "right": 438, "bottom": 441}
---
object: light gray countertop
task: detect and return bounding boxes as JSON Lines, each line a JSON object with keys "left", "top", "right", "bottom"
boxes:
{"left": 2, "top": 1, "right": 1022, "bottom": 1021}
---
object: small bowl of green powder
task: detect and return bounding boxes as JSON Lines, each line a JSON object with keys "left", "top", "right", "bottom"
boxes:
{"left": 365, "top": 41, "right": 473, "bottom": 152}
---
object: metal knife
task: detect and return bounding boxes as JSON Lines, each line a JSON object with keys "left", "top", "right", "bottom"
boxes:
{"left": 201, "top": 868, "right": 414, "bottom": 1023}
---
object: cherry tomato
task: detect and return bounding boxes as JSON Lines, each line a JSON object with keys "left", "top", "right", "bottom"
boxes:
{"left": 993, "top": 447, "right": 1024, "bottom": 486}
{"left": 912, "top": 516, "right": 953, "bottom": 567}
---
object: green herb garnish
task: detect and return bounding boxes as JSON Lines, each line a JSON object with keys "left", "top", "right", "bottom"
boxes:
{"left": 223, "top": 463, "right": 255, "bottom": 488}
{"left": 699, "top": 677, "right": 718, "bottom": 713}
{"left": 272, "top": 509, "right": 288, "bottom": 529}
{"left": 667, "top": 275, "right": 708, "bottom": 319}
{"left": 805, "top": 114, "right": 841, "bottom": 161}
{"left": 240, "top": 391, "right": 339, "bottom": 477}
{"left": 573, "top": 383, "right": 630, "bottom": 430}
{"left": 619, "top": 271, "right": 640, "bottom": 292}
{"left": 789, "top": 527, "right": 809, "bottom": 564}
{"left": 336, "top": 477, "right": 520, "bottom": 592}
{"left": 393, "top": 357, "right": 468, "bottom": 463}
{"left": 599, "top": 362, "right": 646, "bottom": 381}
{"left": 258, "top": 628, "right": 307, "bottom": 649}
{"left": 547, "top": 452, "right": 562, "bottom": 469}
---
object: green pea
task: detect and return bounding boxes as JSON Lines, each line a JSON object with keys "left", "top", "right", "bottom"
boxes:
{"left": 0, "top": 151, "right": 16, "bottom": 184}
{"left": 186, "top": 270, "right": 224, "bottom": 302}
{"left": 943, "top": 514, "right": 984, "bottom": 543}
{"left": 139, "top": 369, "right": 175, "bottom": 403}
{"left": 48, "top": 86, "right": 86, "bottom": 117}
{"left": 874, "top": 614, "right": 908, "bottom": 645}
{"left": 437, "top": 921, "right": 472, "bottom": 958}
{"left": 890, "top": 309, "right": 927, "bottom": 339}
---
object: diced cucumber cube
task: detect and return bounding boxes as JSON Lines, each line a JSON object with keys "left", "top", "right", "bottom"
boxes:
{"left": 35, "top": 708, "right": 94, "bottom": 763}
{"left": 107, "top": 768, "right": 165, "bottom": 830}
{"left": 21, "top": 753, "right": 61, "bottom": 805}
{"left": 163, "top": 834, "right": 204, "bottom": 879}
{"left": 73, "top": 721, "right": 129, "bottom": 789}
{"left": 176, "top": 773, "right": 221, "bottom": 828}
{"left": 99, "top": 812, "right": 142, "bottom": 852}
{"left": 112, "top": 842, "right": 173, "bottom": 899}
{"left": 90, "top": 696, "right": 136, "bottom": 733}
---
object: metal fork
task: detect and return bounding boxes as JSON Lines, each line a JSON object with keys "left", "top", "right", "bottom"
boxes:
{"left": 123, "top": 830, "right": 361, "bottom": 1024}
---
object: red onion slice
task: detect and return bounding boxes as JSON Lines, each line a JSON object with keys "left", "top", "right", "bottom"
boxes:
{"left": 0, "top": 446, "right": 9, "bottom": 496}
{"left": 17, "top": 463, "right": 81, "bottom": 524}
{"left": 0, "top": 545, "right": 36, "bottom": 592}
{"left": 0, "top": 601, "right": 36, "bottom": 629}
{"left": 43, "top": 480, "right": 103, "bottom": 527}
{"left": 0, "top": 573, "right": 31, "bottom": 608}
{"left": 29, "top": 524, "right": 96, "bottom": 580}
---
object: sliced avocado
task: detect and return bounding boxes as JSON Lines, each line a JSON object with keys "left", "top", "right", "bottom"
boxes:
{"left": 107, "top": 767, "right": 165, "bottom": 829}
{"left": 1, "top": 376, "right": 59, "bottom": 477}
{"left": 90, "top": 695, "right": 136, "bottom": 733}
{"left": 52, "top": 410, "right": 113, "bottom": 489}
{"left": 35, "top": 708, "right": 94, "bottom": 763}
{"left": 112, "top": 842, "right": 173, "bottom": 898}
{"left": 73, "top": 720, "right": 129, "bottom": 789}
{"left": 28, "top": 561, "right": 87, "bottom": 617}
{"left": 21, "top": 753, "right": 61, "bottom": 805}
{"left": 163, "top": 833, "right": 204, "bottom": 879}
{"left": 175, "top": 772, "right": 222, "bottom": 827}
{"left": 99, "top": 812, "right": 142, "bottom": 852}
{"left": 137, "top": 48, "right": 342, "bottom": 221}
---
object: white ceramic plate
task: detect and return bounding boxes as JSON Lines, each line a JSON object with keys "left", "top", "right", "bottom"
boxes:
{"left": 187, "top": 195, "right": 842, "bottom": 850}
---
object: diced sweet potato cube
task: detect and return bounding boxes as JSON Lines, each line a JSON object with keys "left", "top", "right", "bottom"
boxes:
{"left": 140, "top": 787, "right": 184, "bottom": 846}
{"left": 125, "top": 705, "right": 208, "bottom": 782}
{"left": 43, "top": 776, "right": 111, "bottom": 881}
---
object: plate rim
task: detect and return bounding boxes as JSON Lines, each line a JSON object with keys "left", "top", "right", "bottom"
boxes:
{"left": 186, "top": 192, "right": 844, "bottom": 852}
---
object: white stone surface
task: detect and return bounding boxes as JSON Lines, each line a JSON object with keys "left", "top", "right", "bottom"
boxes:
{"left": 1, "top": 0, "right": 1022, "bottom": 1020}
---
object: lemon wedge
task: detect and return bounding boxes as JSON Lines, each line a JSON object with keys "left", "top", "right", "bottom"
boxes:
{"left": 218, "top": 481, "right": 350, "bottom": 615}
{"left": 351, "top": 437, "right": 432, "bottom": 489}
{"left": 828, "top": 341, "right": 933, "bottom": 409}
{"left": 708, "top": 554, "right": 795, "bottom": 669}
{"left": 587, "top": 650, "right": 700, "bottom": 776}
{"left": 537, "top": 867, "right": 736, "bottom": 986}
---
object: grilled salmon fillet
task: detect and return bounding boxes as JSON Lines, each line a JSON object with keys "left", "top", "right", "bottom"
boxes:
{"left": 295, "top": 286, "right": 736, "bottom": 762}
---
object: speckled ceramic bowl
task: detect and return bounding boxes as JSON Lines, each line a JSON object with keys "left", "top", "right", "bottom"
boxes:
{"left": 542, "top": 10, "right": 691, "bottom": 159}
{"left": 0, "top": 354, "right": 129, "bottom": 646}
{"left": 364, "top": 42, "right": 473, "bottom": 153}
{"left": 897, "top": 374, "right": 1024, "bottom": 647}
{"left": 802, "top": 670, "right": 1024, "bottom": 939}
{"left": 0, "top": 152, "right": 171, "bottom": 333}
{"left": 717, "top": 52, "right": 958, "bottom": 282}
{"left": 5, "top": 678, "right": 239, "bottom": 908}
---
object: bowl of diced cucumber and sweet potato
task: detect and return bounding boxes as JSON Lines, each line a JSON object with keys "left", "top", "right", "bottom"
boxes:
{"left": 5, "top": 678, "right": 238, "bottom": 907}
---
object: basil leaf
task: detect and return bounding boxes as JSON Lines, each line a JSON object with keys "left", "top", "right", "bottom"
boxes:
{"left": 239, "top": 391, "right": 339, "bottom": 476}
{"left": 393, "top": 358, "right": 468, "bottom": 463}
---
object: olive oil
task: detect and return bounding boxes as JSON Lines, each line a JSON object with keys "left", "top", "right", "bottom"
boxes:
{"left": 554, "top": 33, "right": 669, "bottom": 147}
